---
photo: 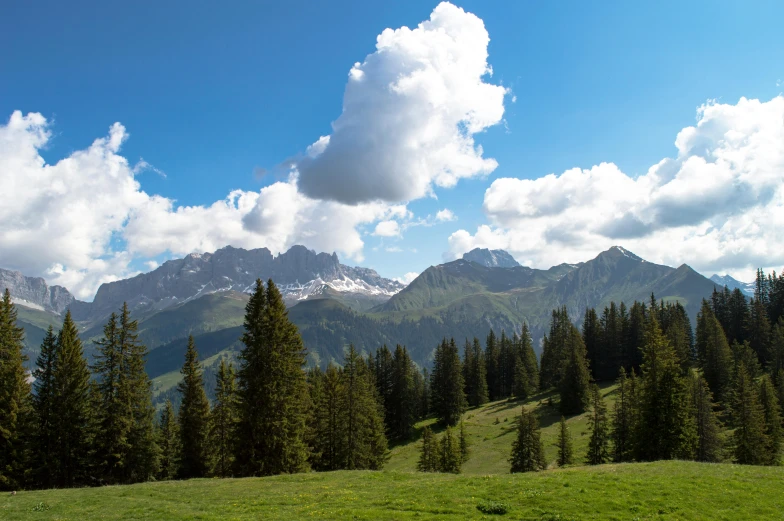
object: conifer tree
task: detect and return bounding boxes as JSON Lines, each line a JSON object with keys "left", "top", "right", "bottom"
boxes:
{"left": 485, "top": 330, "right": 500, "bottom": 400}
{"left": 343, "top": 345, "right": 388, "bottom": 470}
{"left": 308, "top": 364, "right": 344, "bottom": 471}
{"left": 458, "top": 420, "right": 470, "bottom": 464}
{"left": 438, "top": 426, "right": 462, "bottom": 473}
{"left": 157, "top": 400, "right": 179, "bottom": 480}
{"left": 611, "top": 368, "right": 634, "bottom": 462}
{"left": 555, "top": 416, "right": 574, "bottom": 467}
{"left": 514, "top": 323, "right": 539, "bottom": 399}
{"left": 119, "top": 303, "right": 158, "bottom": 483}
{"left": 689, "top": 373, "right": 722, "bottom": 463}
{"left": 430, "top": 338, "right": 467, "bottom": 426}
{"left": 390, "top": 345, "right": 416, "bottom": 440}
{"left": 748, "top": 298, "right": 772, "bottom": 366}
{"left": 583, "top": 307, "right": 602, "bottom": 380}
{"left": 420, "top": 368, "right": 430, "bottom": 419}
{"left": 732, "top": 340, "right": 762, "bottom": 380}
{"left": 731, "top": 362, "right": 769, "bottom": 465}
{"left": 696, "top": 301, "right": 733, "bottom": 403}
{"left": 374, "top": 345, "right": 394, "bottom": 427}
{"left": 758, "top": 375, "right": 782, "bottom": 465}
{"left": 51, "top": 311, "right": 92, "bottom": 488}
{"left": 509, "top": 407, "right": 546, "bottom": 472}
{"left": 177, "top": 336, "right": 211, "bottom": 479}
{"left": 638, "top": 315, "right": 696, "bottom": 461}
{"left": 469, "top": 338, "right": 489, "bottom": 406}
{"left": 417, "top": 426, "right": 439, "bottom": 472}
{"left": 210, "top": 358, "right": 237, "bottom": 477}
{"left": 0, "top": 289, "right": 32, "bottom": 490}
{"left": 770, "top": 318, "right": 784, "bottom": 379}
{"left": 31, "top": 326, "right": 58, "bottom": 488}
{"left": 559, "top": 326, "right": 591, "bottom": 415}
{"left": 234, "top": 279, "right": 310, "bottom": 476}
{"left": 586, "top": 385, "right": 610, "bottom": 465}
{"left": 540, "top": 307, "right": 572, "bottom": 389}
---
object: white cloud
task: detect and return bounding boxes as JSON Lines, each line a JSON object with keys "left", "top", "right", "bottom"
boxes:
{"left": 385, "top": 246, "right": 403, "bottom": 253}
{"left": 448, "top": 96, "right": 784, "bottom": 281}
{"left": 373, "top": 220, "right": 401, "bottom": 237}
{"left": 435, "top": 208, "right": 457, "bottom": 222}
{"left": 394, "top": 272, "right": 420, "bottom": 285}
{"left": 296, "top": 1, "right": 507, "bottom": 204}
{"left": 0, "top": 112, "right": 406, "bottom": 299}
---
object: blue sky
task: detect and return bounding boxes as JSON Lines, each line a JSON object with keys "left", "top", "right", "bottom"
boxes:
{"left": 1, "top": 0, "right": 783, "bottom": 298}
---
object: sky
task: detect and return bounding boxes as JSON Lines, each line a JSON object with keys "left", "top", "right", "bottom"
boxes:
{"left": 1, "top": 0, "right": 783, "bottom": 300}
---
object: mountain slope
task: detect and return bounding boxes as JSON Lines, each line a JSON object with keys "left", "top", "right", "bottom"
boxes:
{"left": 462, "top": 247, "right": 520, "bottom": 268}
{"left": 710, "top": 274, "right": 755, "bottom": 296}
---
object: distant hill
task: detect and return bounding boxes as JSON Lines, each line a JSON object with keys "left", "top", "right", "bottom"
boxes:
{"left": 710, "top": 274, "right": 755, "bottom": 297}
{"left": 461, "top": 247, "right": 521, "bottom": 268}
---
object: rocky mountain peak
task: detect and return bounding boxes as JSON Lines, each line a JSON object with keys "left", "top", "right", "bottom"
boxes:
{"left": 462, "top": 248, "right": 521, "bottom": 268}
{"left": 0, "top": 267, "right": 74, "bottom": 314}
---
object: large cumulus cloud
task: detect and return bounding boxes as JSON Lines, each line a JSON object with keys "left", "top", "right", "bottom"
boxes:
{"left": 448, "top": 96, "right": 784, "bottom": 280}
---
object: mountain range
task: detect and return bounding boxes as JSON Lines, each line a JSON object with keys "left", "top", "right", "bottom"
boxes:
{"left": 709, "top": 274, "right": 755, "bottom": 297}
{"left": 3, "top": 244, "right": 742, "bottom": 404}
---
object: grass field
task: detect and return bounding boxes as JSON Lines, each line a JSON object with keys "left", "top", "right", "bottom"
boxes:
{"left": 4, "top": 387, "right": 781, "bottom": 520}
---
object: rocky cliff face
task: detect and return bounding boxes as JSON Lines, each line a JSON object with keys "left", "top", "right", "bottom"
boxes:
{"left": 0, "top": 268, "right": 75, "bottom": 314}
{"left": 462, "top": 248, "right": 521, "bottom": 268}
{"left": 73, "top": 245, "right": 403, "bottom": 321}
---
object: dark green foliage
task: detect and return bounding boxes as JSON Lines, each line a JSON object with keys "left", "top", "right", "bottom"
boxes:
{"left": 417, "top": 426, "right": 438, "bottom": 472}
{"left": 234, "top": 279, "right": 311, "bottom": 476}
{"left": 463, "top": 338, "right": 489, "bottom": 407}
{"left": 731, "top": 362, "right": 769, "bottom": 465}
{"left": 458, "top": 420, "right": 470, "bottom": 464}
{"left": 748, "top": 298, "right": 772, "bottom": 366}
{"left": 476, "top": 500, "right": 509, "bottom": 515}
{"left": 0, "top": 289, "right": 32, "bottom": 490}
{"left": 582, "top": 308, "right": 601, "bottom": 380}
{"left": 514, "top": 324, "right": 539, "bottom": 400}
{"left": 559, "top": 327, "right": 591, "bottom": 416}
{"left": 210, "top": 359, "right": 237, "bottom": 477}
{"left": 610, "top": 368, "right": 635, "bottom": 462}
{"left": 732, "top": 340, "right": 762, "bottom": 380}
{"left": 586, "top": 386, "right": 610, "bottom": 465}
{"left": 438, "top": 426, "right": 462, "bottom": 473}
{"left": 373, "top": 345, "right": 394, "bottom": 429}
{"left": 308, "top": 365, "right": 344, "bottom": 471}
{"left": 157, "top": 400, "right": 179, "bottom": 480}
{"left": 770, "top": 319, "right": 784, "bottom": 379}
{"left": 637, "top": 315, "right": 696, "bottom": 461}
{"left": 430, "top": 338, "right": 467, "bottom": 426}
{"left": 51, "top": 311, "right": 92, "bottom": 488}
{"left": 390, "top": 345, "right": 417, "bottom": 440}
{"left": 485, "top": 330, "right": 500, "bottom": 401}
{"left": 758, "top": 375, "right": 782, "bottom": 465}
{"left": 689, "top": 373, "right": 722, "bottom": 463}
{"left": 540, "top": 307, "right": 571, "bottom": 389}
{"left": 31, "top": 327, "right": 57, "bottom": 488}
{"left": 555, "top": 416, "right": 573, "bottom": 467}
{"left": 696, "top": 301, "right": 733, "bottom": 404}
{"left": 177, "top": 336, "right": 211, "bottom": 479}
{"left": 509, "top": 407, "right": 546, "bottom": 473}
{"left": 343, "top": 346, "right": 388, "bottom": 470}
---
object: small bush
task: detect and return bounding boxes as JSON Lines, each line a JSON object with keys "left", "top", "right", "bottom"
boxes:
{"left": 32, "top": 501, "right": 50, "bottom": 512}
{"left": 477, "top": 500, "right": 509, "bottom": 515}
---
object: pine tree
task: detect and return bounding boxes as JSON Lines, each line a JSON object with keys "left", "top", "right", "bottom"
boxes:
{"left": 390, "top": 345, "right": 416, "bottom": 440}
{"left": 374, "top": 345, "right": 394, "bottom": 429}
{"left": 0, "top": 289, "right": 32, "bottom": 490}
{"left": 485, "top": 330, "right": 500, "bottom": 400}
{"left": 458, "top": 420, "right": 470, "bottom": 464}
{"left": 770, "top": 318, "right": 784, "bottom": 379}
{"left": 471, "top": 338, "right": 489, "bottom": 406}
{"left": 758, "top": 375, "right": 782, "bottom": 465}
{"left": 689, "top": 373, "right": 722, "bottom": 463}
{"left": 540, "top": 307, "right": 572, "bottom": 389}
{"left": 210, "top": 358, "right": 237, "bottom": 477}
{"left": 119, "top": 303, "right": 158, "bottom": 483}
{"left": 177, "top": 336, "right": 212, "bottom": 479}
{"left": 157, "top": 400, "right": 179, "bottom": 480}
{"left": 748, "top": 298, "right": 772, "bottom": 366}
{"left": 343, "top": 345, "right": 388, "bottom": 470}
{"left": 308, "top": 364, "right": 345, "bottom": 471}
{"left": 430, "top": 338, "right": 467, "bottom": 426}
{"left": 31, "top": 326, "right": 58, "bottom": 488}
{"left": 731, "top": 362, "right": 769, "bottom": 465}
{"left": 637, "top": 314, "right": 696, "bottom": 461}
{"left": 91, "top": 312, "right": 130, "bottom": 484}
{"left": 583, "top": 308, "right": 602, "bottom": 380}
{"left": 696, "top": 301, "right": 733, "bottom": 403}
{"left": 514, "top": 323, "right": 539, "bottom": 399}
{"left": 417, "top": 426, "right": 439, "bottom": 472}
{"left": 51, "top": 311, "right": 92, "bottom": 488}
{"left": 438, "top": 426, "right": 462, "bottom": 473}
{"left": 509, "top": 407, "right": 546, "bottom": 472}
{"left": 559, "top": 326, "right": 591, "bottom": 415}
{"left": 611, "top": 368, "right": 635, "bottom": 462}
{"left": 555, "top": 416, "right": 574, "bottom": 467}
{"left": 586, "top": 385, "right": 610, "bottom": 465}
{"left": 234, "top": 279, "right": 311, "bottom": 476}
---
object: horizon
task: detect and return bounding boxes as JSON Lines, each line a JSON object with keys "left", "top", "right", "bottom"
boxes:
{"left": 2, "top": 1, "right": 783, "bottom": 300}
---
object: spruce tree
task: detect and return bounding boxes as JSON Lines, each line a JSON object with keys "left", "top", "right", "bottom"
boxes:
{"left": 731, "top": 362, "right": 769, "bottom": 465}
{"left": 31, "top": 326, "right": 58, "bottom": 488}
{"left": 583, "top": 307, "right": 602, "bottom": 380}
{"left": 430, "top": 338, "right": 467, "bottom": 426}
{"left": 696, "top": 301, "right": 733, "bottom": 403}
{"left": 308, "top": 364, "right": 345, "bottom": 471}
{"left": 770, "top": 319, "right": 784, "bottom": 380}
{"left": 748, "top": 298, "right": 772, "bottom": 366}
{"left": 758, "top": 375, "right": 782, "bottom": 465}
{"left": 458, "top": 420, "right": 470, "bottom": 464}
{"left": 689, "top": 373, "right": 722, "bottom": 463}
{"left": 234, "top": 279, "right": 310, "bottom": 476}
{"left": 390, "top": 345, "right": 416, "bottom": 440}
{"left": 157, "top": 400, "right": 179, "bottom": 480}
{"left": 559, "top": 326, "right": 591, "bottom": 415}
{"left": 343, "top": 345, "right": 388, "bottom": 470}
{"left": 509, "top": 407, "right": 546, "bottom": 472}
{"left": 177, "top": 336, "right": 211, "bottom": 479}
{"left": 51, "top": 311, "right": 92, "bottom": 488}
{"left": 471, "top": 338, "right": 489, "bottom": 406}
{"left": 485, "top": 330, "right": 500, "bottom": 400}
{"left": 417, "top": 426, "right": 439, "bottom": 472}
{"left": 514, "top": 323, "right": 539, "bottom": 399}
{"left": 540, "top": 307, "right": 572, "bottom": 389}
{"left": 638, "top": 314, "right": 696, "bottom": 461}
{"left": 438, "top": 426, "right": 462, "bottom": 473}
{"left": 586, "top": 385, "right": 610, "bottom": 465}
{"left": 611, "top": 368, "right": 635, "bottom": 462}
{"left": 374, "top": 345, "right": 394, "bottom": 428}
{"left": 0, "top": 289, "right": 32, "bottom": 490}
{"left": 555, "top": 416, "right": 574, "bottom": 467}
{"left": 210, "top": 358, "right": 237, "bottom": 477}
{"left": 127, "top": 312, "right": 159, "bottom": 483}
